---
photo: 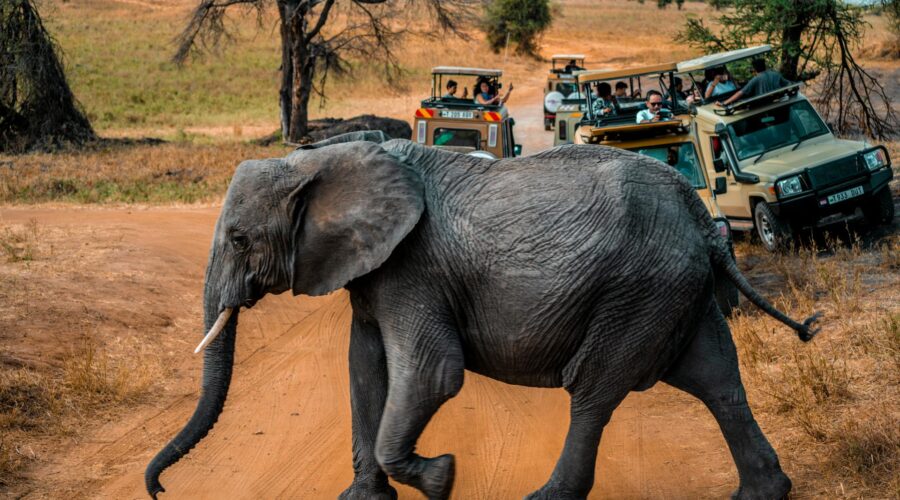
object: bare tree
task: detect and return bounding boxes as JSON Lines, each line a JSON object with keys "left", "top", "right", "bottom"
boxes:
{"left": 0, "top": 0, "right": 95, "bottom": 153}
{"left": 175, "top": 0, "right": 477, "bottom": 142}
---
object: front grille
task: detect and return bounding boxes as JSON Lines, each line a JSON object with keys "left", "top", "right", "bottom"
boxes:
{"left": 807, "top": 155, "right": 864, "bottom": 188}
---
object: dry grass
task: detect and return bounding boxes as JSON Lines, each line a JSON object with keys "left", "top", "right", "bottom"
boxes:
{"left": 0, "top": 142, "right": 290, "bottom": 204}
{"left": 0, "top": 219, "right": 41, "bottom": 262}
{"left": 730, "top": 232, "right": 900, "bottom": 498}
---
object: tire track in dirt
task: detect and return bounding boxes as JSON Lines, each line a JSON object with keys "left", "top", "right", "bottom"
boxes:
{"left": 6, "top": 205, "right": 737, "bottom": 499}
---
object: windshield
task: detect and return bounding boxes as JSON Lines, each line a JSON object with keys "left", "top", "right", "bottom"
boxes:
{"left": 628, "top": 142, "right": 707, "bottom": 189}
{"left": 728, "top": 100, "right": 829, "bottom": 161}
{"left": 434, "top": 128, "right": 481, "bottom": 149}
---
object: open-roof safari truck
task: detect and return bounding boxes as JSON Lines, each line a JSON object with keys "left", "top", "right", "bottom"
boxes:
{"left": 413, "top": 67, "right": 521, "bottom": 159}
{"left": 543, "top": 54, "right": 586, "bottom": 131}
{"left": 573, "top": 63, "right": 740, "bottom": 314}
{"left": 677, "top": 45, "right": 894, "bottom": 251}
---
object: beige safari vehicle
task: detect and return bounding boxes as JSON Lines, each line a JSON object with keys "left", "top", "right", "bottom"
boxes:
{"left": 573, "top": 63, "right": 740, "bottom": 313}
{"left": 677, "top": 45, "right": 894, "bottom": 251}
{"left": 543, "top": 54, "right": 586, "bottom": 130}
{"left": 414, "top": 67, "right": 521, "bottom": 159}
{"left": 552, "top": 98, "right": 585, "bottom": 146}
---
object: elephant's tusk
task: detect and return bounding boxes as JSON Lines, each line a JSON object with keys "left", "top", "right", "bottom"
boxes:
{"left": 194, "top": 307, "right": 234, "bottom": 354}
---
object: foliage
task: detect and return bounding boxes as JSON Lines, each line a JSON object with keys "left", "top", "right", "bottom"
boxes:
{"left": 176, "top": 0, "right": 476, "bottom": 142}
{"left": 662, "top": 0, "right": 898, "bottom": 139}
{"left": 0, "top": 0, "right": 95, "bottom": 153}
{"left": 481, "top": 0, "right": 553, "bottom": 57}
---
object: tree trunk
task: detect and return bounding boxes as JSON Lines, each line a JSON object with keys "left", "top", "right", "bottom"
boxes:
{"left": 278, "top": 2, "right": 293, "bottom": 140}
{"left": 779, "top": 22, "right": 806, "bottom": 81}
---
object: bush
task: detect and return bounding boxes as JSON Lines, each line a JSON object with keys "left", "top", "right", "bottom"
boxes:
{"left": 481, "top": 0, "right": 552, "bottom": 57}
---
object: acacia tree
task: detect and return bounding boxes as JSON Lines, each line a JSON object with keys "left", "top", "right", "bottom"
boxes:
{"left": 481, "top": 0, "right": 553, "bottom": 57}
{"left": 176, "top": 0, "right": 476, "bottom": 142}
{"left": 0, "top": 0, "right": 95, "bottom": 152}
{"left": 666, "top": 0, "right": 897, "bottom": 139}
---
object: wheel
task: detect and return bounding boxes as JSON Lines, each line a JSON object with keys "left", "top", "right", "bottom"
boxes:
{"left": 754, "top": 201, "right": 792, "bottom": 252}
{"left": 862, "top": 188, "right": 895, "bottom": 225}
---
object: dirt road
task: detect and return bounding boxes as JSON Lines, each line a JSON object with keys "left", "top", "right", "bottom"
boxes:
{"left": 3, "top": 203, "right": 742, "bottom": 500}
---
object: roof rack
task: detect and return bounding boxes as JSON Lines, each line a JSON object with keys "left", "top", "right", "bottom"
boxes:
{"left": 711, "top": 83, "right": 801, "bottom": 116}
{"left": 575, "top": 62, "right": 678, "bottom": 83}
{"left": 431, "top": 66, "right": 502, "bottom": 77}
{"left": 551, "top": 54, "right": 586, "bottom": 60}
{"left": 677, "top": 45, "right": 771, "bottom": 73}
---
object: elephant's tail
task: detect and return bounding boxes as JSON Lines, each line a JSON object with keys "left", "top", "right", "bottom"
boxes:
{"left": 711, "top": 249, "right": 821, "bottom": 341}
{"left": 678, "top": 177, "right": 821, "bottom": 341}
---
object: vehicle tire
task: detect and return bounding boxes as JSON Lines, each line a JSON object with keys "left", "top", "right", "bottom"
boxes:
{"left": 862, "top": 188, "right": 895, "bottom": 225}
{"left": 544, "top": 121, "right": 553, "bottom": 131}
{"left": 754, "top": 201, "right": 792, "bottom": 252}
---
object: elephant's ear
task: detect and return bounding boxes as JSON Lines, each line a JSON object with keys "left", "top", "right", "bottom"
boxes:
{"left": 286, "top": 141, "right": 424, "bottom": 296}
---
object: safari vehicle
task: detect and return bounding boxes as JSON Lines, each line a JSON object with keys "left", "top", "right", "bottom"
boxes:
{"left": 414, "top": 66, "right": 521, "bottom": 159}
{"left": 553, "top": 97, "right": 585, "bottom": 146}
{"left": 543, "top": 54, "right": 586, "bottom": 130}
{"left": 573, "top": 63, "right": 740, "bottom": 313}
{"left": 677, "top": 45, "right": 894, "bottom": 251}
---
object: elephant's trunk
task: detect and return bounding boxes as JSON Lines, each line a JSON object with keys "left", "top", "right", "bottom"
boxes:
{"left": 144, "top": 290, "right": 239, "bottom": 499}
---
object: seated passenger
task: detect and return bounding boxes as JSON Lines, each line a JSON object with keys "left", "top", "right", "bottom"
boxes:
{"left": 591, "top": 82, "right": 615, "bottom": 117}
{"left": 636, "top": 90, "right": 671, "bottom": 124}
{"left": 704, "top": 66, "right": 737, "bottom": 99}
{"left": 442, "top": 79, "right": 468, "bottom": 100}
{"left": 718, "top": 59, "right": 791, "bottom": 106}
{"left": 564, "top": 59, "right": 584, "bottom": 73}
{"left": 614, "top": 81, "right": 629, "bottom": 101}
{"left": 475, "top": 79, "right": 514, "bottom": 106}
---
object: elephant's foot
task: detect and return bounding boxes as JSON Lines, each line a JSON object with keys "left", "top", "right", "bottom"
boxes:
{"left": 730, "top": 472, "right": 792, "bottom": 500}
{"left": 338, "top": 477, "right": 397, "bottom": 500}
{"left": 524, "top": 482, "right": 588, "bottom": 500}
{"left": 415, "top": 454, "right": 455, "bottom": 500}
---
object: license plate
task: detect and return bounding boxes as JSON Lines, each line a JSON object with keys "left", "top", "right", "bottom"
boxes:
{"left": 825, "top": 185, "right": 864, "bottom": 205}
{"left": 441, "top": 110, "right": 473, "bottom": 119}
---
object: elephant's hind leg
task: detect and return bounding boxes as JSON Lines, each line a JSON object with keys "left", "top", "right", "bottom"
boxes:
{"left": 525, "top": 387, "right": 627, "bottom": 500}
{"left": 374, "top": 320, "right": 465, "bottom": 500}
{"left": 339, "top": 314, "right": 397, "bottom": 500}
{"left": 663, "top": 305, "right": 791, "bottom": 500}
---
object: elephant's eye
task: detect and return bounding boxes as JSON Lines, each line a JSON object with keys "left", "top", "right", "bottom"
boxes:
{"left": 231, "top": 235, "right": 250, "bottom": 251}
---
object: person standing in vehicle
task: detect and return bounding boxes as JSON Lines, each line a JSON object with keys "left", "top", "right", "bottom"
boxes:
{"left": 704, "top": 66, "right": 736, "bottom": 99}
{"left": 636, "top": 90, "right": 671, "bottom": 123}
{"left": 717, "top": 59, "right": 791, "bottom": 106}
{"left": 592, "top": 82, "right": 615, "bottom": 117}
{"left": 443, "top": 79, "right": 468, "bottom": 99}
{"left": 475, "top": 79, "right": 514, "bottom": 106}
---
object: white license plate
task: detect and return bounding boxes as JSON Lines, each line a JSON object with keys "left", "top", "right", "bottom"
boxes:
{"left": 825, "top": 185, "right": 864, "bottom": 205}
{"left": 441, "top": 110, "right": 473, "bottom": 119}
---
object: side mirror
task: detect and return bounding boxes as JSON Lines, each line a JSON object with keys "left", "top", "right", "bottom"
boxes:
{"left": 714, "top": 176, "right": 727, "bottom": 195}
{"left": 713, "top": 157, "right": 727, "bottom": 173}
{"left": 514, "top": 144, "right": 523, "bottom": 156}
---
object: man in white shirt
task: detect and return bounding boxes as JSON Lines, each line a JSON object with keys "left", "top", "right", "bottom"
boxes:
{"left": 636, "top": 90, "right": 670, "bottom": 124}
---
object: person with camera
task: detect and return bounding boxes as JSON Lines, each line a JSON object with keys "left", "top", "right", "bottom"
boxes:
{"left": 636, "top": 90, "right": 671, "bottom": 123}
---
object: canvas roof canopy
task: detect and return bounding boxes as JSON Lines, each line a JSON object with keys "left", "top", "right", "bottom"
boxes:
{"left": 575, "top": 62, "right": 677, "bottom": 84}
{"left": 677, "top": 45, "right": 772, "bottom": 73}
{"left": 551, "top": 54, "right": 586, "bottom": 61}
{"left": 432, "top": 67, "right": 502, "bottom": 77}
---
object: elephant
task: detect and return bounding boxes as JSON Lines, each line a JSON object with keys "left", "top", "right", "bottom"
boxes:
{"left": 145, "top": 131, "right": 819, "bottom": 500}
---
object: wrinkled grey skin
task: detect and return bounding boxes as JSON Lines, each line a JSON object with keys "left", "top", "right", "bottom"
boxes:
{"left": 146, "top": 131, "right": 819, "bottom": 500}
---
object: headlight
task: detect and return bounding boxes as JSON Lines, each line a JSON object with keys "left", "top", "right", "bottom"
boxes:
{"left": 862, "top": 149, "right": 887, "bottom": 171}
{"left": 776, "top": 175, "right": 804, "bottom": 196}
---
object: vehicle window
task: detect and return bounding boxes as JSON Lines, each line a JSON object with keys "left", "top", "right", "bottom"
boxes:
{"left": 556, "top": 82, "right": 578, "bottom": 95}
{"left": 434, "top": 128, "right": 481, "bottom": 149}
{"left": 727, "top": 100, "right": 828, "bottom": 161}
{"left": 628, "top": 143, "right": 707, "bottom": 189}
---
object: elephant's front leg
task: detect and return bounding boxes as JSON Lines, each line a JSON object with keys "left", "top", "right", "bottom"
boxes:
{"left": 339, "top": 315, "right": 396, "bottom": 500}
{"left": 375, "top": 320, "right": 465, "bottom": 500}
